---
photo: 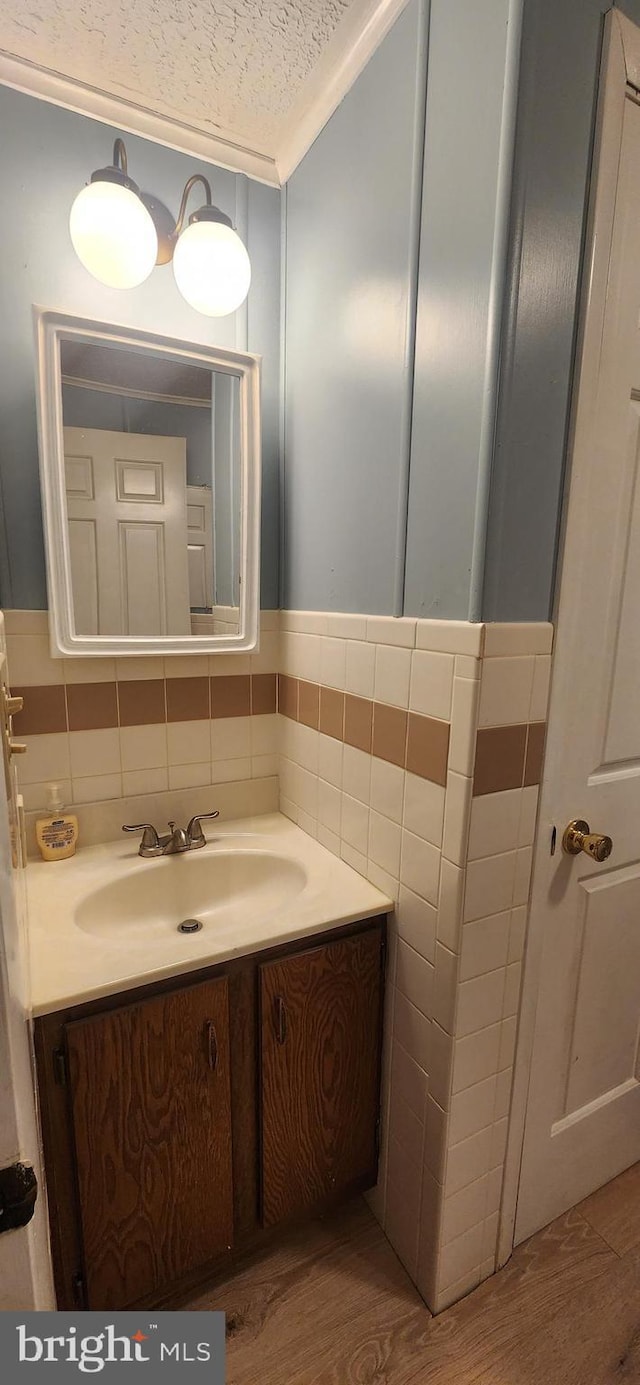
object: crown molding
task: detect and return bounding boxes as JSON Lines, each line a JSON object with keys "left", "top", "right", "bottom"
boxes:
{"left": 275, "top": 0, "right": 412, "bottom": 183}
{"left": 0, "top": 49, "right": 281, "bottom": 188}
{"left": 1, "top": 0, "right": 410, "bottom": 190}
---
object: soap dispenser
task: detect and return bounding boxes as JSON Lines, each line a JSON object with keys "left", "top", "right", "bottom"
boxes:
{"left": 35, "top": 784, "right": 78, "bottom": 861}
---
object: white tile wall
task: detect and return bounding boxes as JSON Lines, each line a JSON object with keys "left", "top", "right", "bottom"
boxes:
{"left": 483, "top": 622, "right": 553, "bottom": 657}
{"left": 278, "top": 610, "right": 553, "bottom": 1314}
{"left": 20, "top": 734, "right": 71, "bottom": 788}
{"left": 345, "top": 640, "right": 376, "bottom": 697}
{"left": 409, "top": 651, "right": 455, "bottom": 720}
{"left": 478, "top": 656, "right": 535, "bottom": 726}
{"left": 120, "top": 724, "right": 168, "bottom": 773}
{"left": 20, "top": 715, "right": 279, "bottom": 814}
{"left": 8, "top": 612, "right": 279, "bottom": 818}
{"left": 22, "top": 777, "right": 278, "bottom": 857}
{"left": 122, "top": 767, "right": 168, "bottom": 796}
{"left": 375, "top": 644, "right": 412, "bottom": 708}
{"left": 403, "top": 774, "right": 445, "bottom": 847}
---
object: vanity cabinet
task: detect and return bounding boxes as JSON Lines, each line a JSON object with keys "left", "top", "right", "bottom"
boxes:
{"left": 65, "top": 978, "right": 234, "bottom": 1309}
{"left": 34, "top": 916, "right": 385, "bottom": 1311}
{"left": 260, "top": 931, "right": 382, "bottom": 1228}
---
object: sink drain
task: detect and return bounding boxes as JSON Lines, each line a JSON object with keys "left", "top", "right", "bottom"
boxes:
{"left": 177, "top": 918, "right": 203, "bottom": 934}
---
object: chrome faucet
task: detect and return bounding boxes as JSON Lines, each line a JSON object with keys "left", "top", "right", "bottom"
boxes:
{"left": 122, "top": 812, "right": 219, "bottom": 858}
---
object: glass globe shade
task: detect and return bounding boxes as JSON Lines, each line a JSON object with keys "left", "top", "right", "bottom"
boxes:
{"left": 69, "top": 180, "right": 158, "bottom": 289}
{"left": 173, "top": 220, "right": 251, "bottom": 316}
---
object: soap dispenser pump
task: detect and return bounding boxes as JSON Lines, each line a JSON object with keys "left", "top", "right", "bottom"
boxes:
{"left": 35, "top": 784, "right": 78, "bottom": 861}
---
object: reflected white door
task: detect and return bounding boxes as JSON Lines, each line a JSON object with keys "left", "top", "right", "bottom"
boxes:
{"left": 515, "top": 85, "right": 640, "bottom": 1240}
{"left": 63, "top": 427, "right": 190, "bottom": 636}
{"left": 186, "top": 485, "right": 214, "bottom": 610}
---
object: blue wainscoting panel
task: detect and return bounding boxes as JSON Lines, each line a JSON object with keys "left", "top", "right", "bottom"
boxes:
{"left": 404, "top": 0, "right": 513, "bottom": 620}
{"left": 283, "top": 0, "right": 428, "bottom": 615}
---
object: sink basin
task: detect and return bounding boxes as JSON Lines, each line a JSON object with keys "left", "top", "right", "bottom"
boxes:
{"left": 74, "top": 849, "right": 307, "bottom": 939}
{"left": 28, "top": 813, "right": 393, "bottom": 1014}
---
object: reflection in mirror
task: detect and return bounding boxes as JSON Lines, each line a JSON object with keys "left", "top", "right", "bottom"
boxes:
{"left": 59, "top": 339, "right": 241, "bottom": 638}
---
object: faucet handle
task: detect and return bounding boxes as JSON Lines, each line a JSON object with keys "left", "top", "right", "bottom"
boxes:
{"left": 187, "top": 810, "right": 219, "bottom": 846}
{"left": 122, "top": 823, "right": 161, "bottom": 856}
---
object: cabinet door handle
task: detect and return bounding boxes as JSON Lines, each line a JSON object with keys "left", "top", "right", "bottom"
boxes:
{"left": 274, "top": 995, "right": 287, "bottom": 1045}
{"left": 206, "top": 1021, "right": 218, "bottom": 1071}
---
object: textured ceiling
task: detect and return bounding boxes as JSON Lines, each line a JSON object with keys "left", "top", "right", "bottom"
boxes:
{"left": 0, "top": 0, "right": 355, "bottom": 154}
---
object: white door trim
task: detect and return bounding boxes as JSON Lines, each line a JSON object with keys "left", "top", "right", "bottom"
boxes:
{"left": 498, "top": 6, "right": 639, "bottom": 1267}
{"left": 615, "top": 7, "right": 640, "bottom": 87}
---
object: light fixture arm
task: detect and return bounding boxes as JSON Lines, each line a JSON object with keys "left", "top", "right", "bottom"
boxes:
{"left": 174, "top": 175, "right": 213, "bottom": 236}
{"left": 112, "top": 138, "right": 128, "bottom": 175}
{"left": 89, "top": 137, "right": 138, "bottom": 194}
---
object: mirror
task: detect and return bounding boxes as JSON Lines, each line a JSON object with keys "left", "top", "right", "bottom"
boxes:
{"left": 34, "top": 311, "right": 261, "bottom": 657}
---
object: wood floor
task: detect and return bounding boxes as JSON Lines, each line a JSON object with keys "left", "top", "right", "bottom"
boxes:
{"left": 182, "top": 1163, "right": 640, "bottom": 1383}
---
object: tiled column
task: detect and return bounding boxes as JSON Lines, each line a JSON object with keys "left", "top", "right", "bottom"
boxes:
{"left": 277, "top": 612, "right": 553, "bottom": 1314}
{"left": 416, "top": 622, "right": 553, "bottom": 1311}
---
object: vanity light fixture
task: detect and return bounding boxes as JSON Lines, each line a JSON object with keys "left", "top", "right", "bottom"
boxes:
{"left": 171, "top": 174, "right": 251, "bottom": 317}
{"left": 69, "top": 139, "right": 158, "bottom": 289}
{"left": 69, "top": 139, "right": 251, "bottom": 316}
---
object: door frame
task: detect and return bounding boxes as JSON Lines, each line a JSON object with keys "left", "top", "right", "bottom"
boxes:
{"left": 0, "top": 638, "right": 54, "bottom": 1308}
{"left": 498, "top": 6, "right": 640, "bottom": 1267}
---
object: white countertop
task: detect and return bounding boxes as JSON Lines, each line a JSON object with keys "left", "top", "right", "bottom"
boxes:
{"left": 26, "top": 813, "right": 392, "bottom": 1016}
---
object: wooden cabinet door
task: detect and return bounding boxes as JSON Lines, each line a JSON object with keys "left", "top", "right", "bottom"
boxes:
{"left": 65, "top": 977, "right": 233, "bottom": 1308}
{"left": 259, "top": 926, "right": 384, "bottom": 1228}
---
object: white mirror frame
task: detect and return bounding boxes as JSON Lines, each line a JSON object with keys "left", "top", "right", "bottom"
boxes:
{"left": 34, "top": 308, "right": 261, "bottom": 658}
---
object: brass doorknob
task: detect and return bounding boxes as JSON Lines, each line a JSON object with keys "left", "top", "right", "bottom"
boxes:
{"left": 562, "top": 819, "right": 612, "bottom": 862}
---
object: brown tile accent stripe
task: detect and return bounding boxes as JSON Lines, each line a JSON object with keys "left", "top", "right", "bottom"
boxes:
{"left": 12, "top": 685, "right": 66, "bottom": 736}
{"left": 298, "top": 680, "right": 320, "bottom": 729}
{"left": 524, "top": 721, "right": 547, "bottom": 787}
{"left": 15, "top": 672, "right": 546, "bottom": 796}
{"left": 407, "top": 711, "right": 449, "bottom": 787}
{"left": 118, "top": 679, "right": 166, "bottom": 727}
{"left": 279, "top": 675, "right": 450, "bottom": 786}
{"left": 13, "top": 675, "right": 275, "bottom": 735}
{"left": 166, "top": 676, "right": 210, "bottom": 722}
{"left": 211, "top": 674, "right": 251, "bottom": 718}
{"left": 67, "top": 681, "right": 118, "bottom": 732}
{"left": 319, "top": 687, "right": 344, "bottom": 740}
{"left": 279, "top": 675, "right": 299, "bottom": 722}
{"left": 277, "top": 674, "right": 546, "bottom": 792}
{"left": 251, "top": 673, "right": 277, "bottom": 716}
{"left": 474, "top": 722, "right": 546, "bottom": 796}
{"left": 372, "top": 703, "right": 406, "bottom": 768}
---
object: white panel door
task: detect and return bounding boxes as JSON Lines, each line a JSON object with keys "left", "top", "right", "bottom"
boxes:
{"left": 515, "top": 90, "right": 640, "bottom": 1240}
{"left": 186, "top": 484, "right": 214, "bottom": 610}
{"left": 63, "top": 427, "right": 190, "bottom": 636}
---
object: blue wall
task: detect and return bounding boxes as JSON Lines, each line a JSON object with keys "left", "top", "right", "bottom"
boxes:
{"left": 283, "top": 0, "right": 521, "bottom": 619}
{"left": 284, "top": 0, "right": 640, "bottom": 622}
{"left": 282, "top": 0, "right": 428, "bottom": 614}
{"left": 0, "top": 87, "right": 281, "bottom": 610}
{"left": 483, "top": 0, "right": 640, "bottom": 620}
{"left": 404, "top": 0, "right": 514, "bottom": 618}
